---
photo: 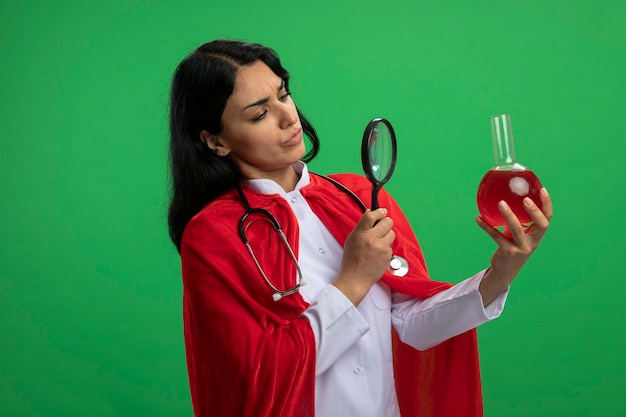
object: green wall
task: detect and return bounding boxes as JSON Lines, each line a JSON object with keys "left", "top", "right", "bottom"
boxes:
{"left": 1, "top": 1, "right": 624, "bottom": 416}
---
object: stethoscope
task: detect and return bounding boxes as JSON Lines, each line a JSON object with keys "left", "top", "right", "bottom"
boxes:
{"left": 236, "top": 174, "right": 410, "bottom": 302}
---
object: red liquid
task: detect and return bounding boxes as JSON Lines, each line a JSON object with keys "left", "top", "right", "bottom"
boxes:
{"left": 477, "top": 169, "right": 543, "bottom": 227}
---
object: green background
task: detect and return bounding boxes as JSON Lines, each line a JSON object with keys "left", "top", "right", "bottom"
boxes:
{"left": 2, "top": 0, "right": 625, "bottom": 416}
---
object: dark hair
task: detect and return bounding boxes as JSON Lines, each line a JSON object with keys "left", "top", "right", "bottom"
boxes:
{"left": 168, "top": 40, "right": 320, "bottom": 252}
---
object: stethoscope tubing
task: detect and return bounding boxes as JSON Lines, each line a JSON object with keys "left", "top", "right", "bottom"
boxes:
{"left": 236, "top": 174, "right": 408, "bottom": 301}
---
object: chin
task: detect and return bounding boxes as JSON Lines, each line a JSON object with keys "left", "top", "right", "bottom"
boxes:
{"left": 296, "top": 143, "right": 307, "bottom": 159}
{"left": 285, "top": 146, "right": 305, "bottom": 163}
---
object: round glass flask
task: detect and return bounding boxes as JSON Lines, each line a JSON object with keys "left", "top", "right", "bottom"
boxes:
{"left": 477, "top": 114, "right": 543, "bottom": 227}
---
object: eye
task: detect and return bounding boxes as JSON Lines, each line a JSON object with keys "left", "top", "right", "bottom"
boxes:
{"left": 279, "top": 91, "right": 292, "bottom": 102}
{"left": 253, "top": 110, "right": 268, "bottom": 121}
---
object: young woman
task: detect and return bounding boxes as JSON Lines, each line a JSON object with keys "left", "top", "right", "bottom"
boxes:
{"left": 168, "top": 39, "right": 552, "bottom": 417}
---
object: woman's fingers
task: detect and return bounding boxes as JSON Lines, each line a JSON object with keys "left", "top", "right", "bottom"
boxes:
{"left": 538, "top": 187, "right": 553, "bottom": 222}
{"left": 360, "top": 208, "right": 395, "bottom": 239}
{"left": 476, "top": 188, "right": 553, "bottom": 287}
{"left": 478, "top": 187, "right": 552, "bottom": 252}
{"left": 521, "top": 188, "right": 552, "bottom": 241}
{"left": 358, "top": 208, "right": 388, "bottom": 230}
{"left": 338, "top": 208, "right": 396, "bottom": 301}
{"left": 475, "top": 216, "right": 509, "bottom": 247}
{"left": 524, "top": 198, "right": 549, "bottom": 233}
{"left": 351, "top": 208, "right": 395, "bottom": 255}
{"left": 499, "top": 201, "right": 528, "bottom": 243}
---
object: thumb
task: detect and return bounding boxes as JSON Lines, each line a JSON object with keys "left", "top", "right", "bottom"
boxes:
{"left": 357, "top": 208, "right": 388, "bottom": 230}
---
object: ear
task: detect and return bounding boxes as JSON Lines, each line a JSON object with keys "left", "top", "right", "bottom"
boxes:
{"left": 199, "top": 130, "right": 231, "bottom": 157}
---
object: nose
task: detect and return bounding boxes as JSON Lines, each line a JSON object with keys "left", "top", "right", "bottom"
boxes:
{"left": 278, "top": 101, "right": 299, "bottom": 129}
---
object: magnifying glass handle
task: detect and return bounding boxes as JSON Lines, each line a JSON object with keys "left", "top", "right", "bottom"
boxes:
{"left": 371, "top": 183, "right": 383, "bottom": 210}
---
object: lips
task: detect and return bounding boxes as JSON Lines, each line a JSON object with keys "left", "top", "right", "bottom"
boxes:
{"left": 284, "top": 128, "right": 303, "bottom": 146}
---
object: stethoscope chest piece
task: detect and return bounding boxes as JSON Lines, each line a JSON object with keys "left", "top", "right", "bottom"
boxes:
{"left": 388, "top": 255, "right": 409, "bottom": 277}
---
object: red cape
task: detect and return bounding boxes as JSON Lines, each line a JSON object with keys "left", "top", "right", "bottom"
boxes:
{"left": 181, "top": 173, "right": 483, "bottom": 417}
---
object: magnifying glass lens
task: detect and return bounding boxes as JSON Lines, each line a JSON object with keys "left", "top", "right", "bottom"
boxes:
{"left": 368, "top": 125, "right": 393, "bottom": 182}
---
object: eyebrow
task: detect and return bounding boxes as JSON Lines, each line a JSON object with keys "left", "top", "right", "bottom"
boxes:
{"left": 243, "top": 79, "right": 285, "bottom": 110}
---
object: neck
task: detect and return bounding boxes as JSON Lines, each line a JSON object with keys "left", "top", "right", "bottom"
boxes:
{"left": 241, "top": 164, "right": 301, "bottom": 193}
{"left": 273, "top": 167, "right": 300, "bottom": 192}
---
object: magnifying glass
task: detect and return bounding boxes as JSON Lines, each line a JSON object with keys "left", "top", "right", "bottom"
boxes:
{"left": 361, "top": 117, "right": 408, "bottom": 277}
{"left": 361, "top": 118, "right": 397, "bottom": 210}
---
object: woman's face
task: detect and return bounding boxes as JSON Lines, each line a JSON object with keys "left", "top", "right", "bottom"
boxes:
{"left": 202, "top": 60, "right": 304, "bottom": 183}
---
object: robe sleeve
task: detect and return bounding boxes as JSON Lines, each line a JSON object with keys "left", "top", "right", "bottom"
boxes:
{"left": 392, "top": 269, "right": 508, "bottom": 350}
{"left": 180, "top": 200, "right": 316, "bottom": 417}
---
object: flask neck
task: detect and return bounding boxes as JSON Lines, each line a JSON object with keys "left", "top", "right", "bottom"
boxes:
{"left": 490, "top": 114, "right": 521, "bottom": 169}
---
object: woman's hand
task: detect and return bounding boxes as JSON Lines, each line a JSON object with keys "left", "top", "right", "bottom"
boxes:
{"left": 476, "top": 187, "right": 553, "bottom": 306}
{"left": 333, "top": 208, "right": 396, "bottom": 306}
